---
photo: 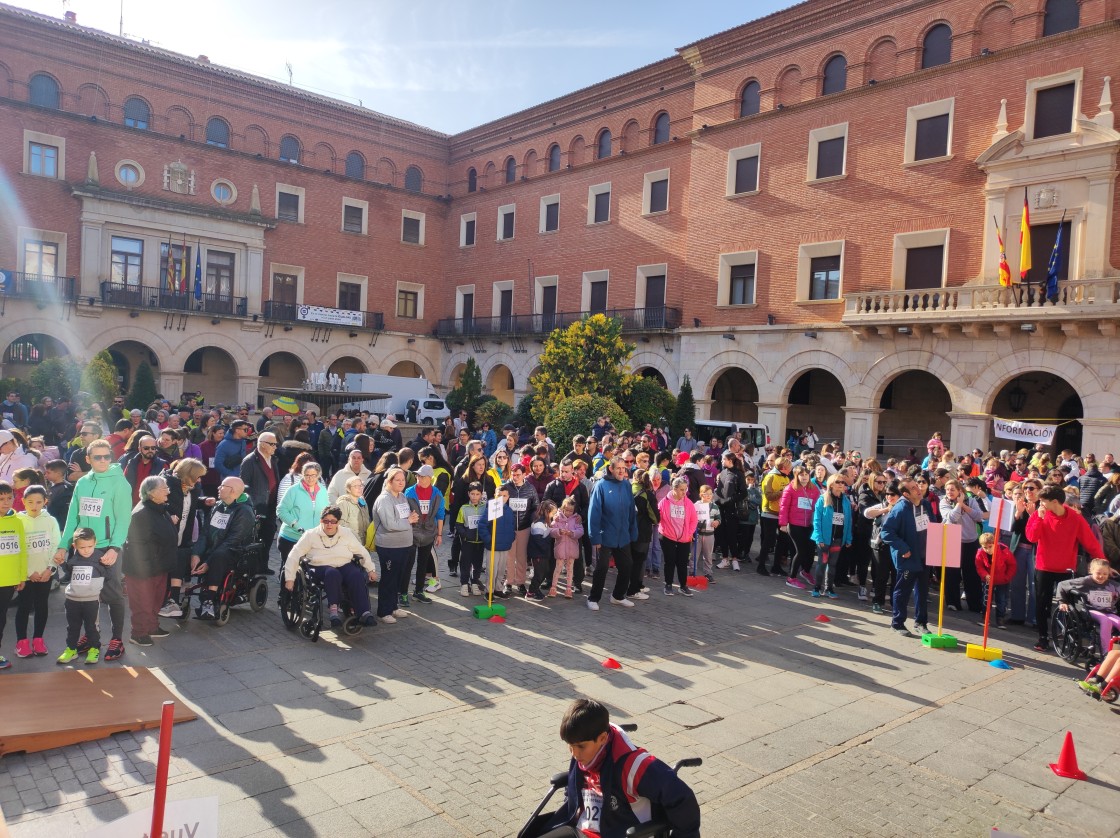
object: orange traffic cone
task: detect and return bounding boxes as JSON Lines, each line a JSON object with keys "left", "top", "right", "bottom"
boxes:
{"left": 815, "top": 614, "right": 831, "bottom": 623}
{"left": 601, "top": 657, "right": 622, "bottom": 670}
{"left": 1049, "top": 731, "right": 1087, "bottom": 780}
{"left": 488, "top": 615, "right": 506, "bottom": 623}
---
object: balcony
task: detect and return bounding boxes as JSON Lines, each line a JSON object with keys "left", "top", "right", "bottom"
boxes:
{"left": 842, "top": 278, "right": 1120, "bottom": 335}
{"left": 99, "top": 282, "right": 248, "bottom": 317}
{"left": 435, "top": 306, "right": 682, "bottom": 338}
{"left": 0, "top": 271, "right": 77, "bottom": 304}
{"left": 262, "top": 301, "right": 384, "bottom": 331}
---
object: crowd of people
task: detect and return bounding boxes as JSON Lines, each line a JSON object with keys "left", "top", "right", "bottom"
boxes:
{"left": 0, "top": 388, "right": 1118, "bottom": 672}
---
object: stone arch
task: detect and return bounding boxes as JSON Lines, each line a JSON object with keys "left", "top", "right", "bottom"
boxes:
{"left": 327, "top": 356, "right": 367, "bottom": 379}
{"left": 486, "top": 363, "right": 516, "bottom": 406}
{"left": 875, "top": 369, "right": 955, "bottom": 456}
{"left": 258, "top": 350, "right": 306, "bottom": 390}
{"left": 522, "top": 148, "right": 538, "bottom": 176}
{"left": 448, "top": 362, "right": 468, "bottom": 389}
{"left": 244, "top": 124, "right": 269, "bottom": 156}
{"left": 0, "top": 321, "right": 86, "bottom": 362}
{"left": 76, "top": 83, "right": 110, "bottom": 119}
{"left": 389, "top": 360, "right": 424, "bottom": 378}
{"left": 709, "top": 368, "right": 761, "bottom": 423}
{"left": 769, "top": 351, "right": 856, "bottom": 404}
{"left": 636, "top": 367, "right": 667, "bottom": 388}
{"left": 377, "top": 157, "right": 397, "bottom": 187}
{"left": 87, "top": 327, "right": 173, "bottom": 372}
{"left": 377, "top": 348, "right": 436, "bottom": 382}
{"left": 319, "top": 344, "right": 371, "bottom": 377}
{"left": 628, "top": 351, "right": 678, "bottom": 392}
{"left": 568, "top": 135, "right": 585, "bottom": 167}
{"left": 858, "top": 349, "right": 968, "bottom": 408}
{"left": 312, "top": 141, "right": 337, "bottom": 172}
{"left": 975, "top": 2, "right": 1014, "bottom": 53}
{"left": 693, "top": 350, "right": 770, "bottom": 407}
{"left": 785, "top": 368, "right": 848, "bottom": 447}
{"left": 165, "top": 105, "right": 193, "bottom": 139}
{"left": 620, "top": 119, "right": 640, "bottom": 152}
{"left": 865, "top": 37, "right": 898, "bottom": 82}
{"left": 1, "top": 331, "right": 75, "bottom": 380}
{"left": 975, "top": 351, "right": 1104, "bottom": 416}
{"left": 775, "top": 65, "right": 802, "bottom": 107}
{"left": 179, "top": 344, "right": 239, "bottom": 405}
{"left": 103, "top": 340, "right": 161, "bottom": 394}
{"left": 171, "top": 334, "right": 241, "bottom": 379}
{"left": 483, "top": 160, "right": 496, "bottom": 184}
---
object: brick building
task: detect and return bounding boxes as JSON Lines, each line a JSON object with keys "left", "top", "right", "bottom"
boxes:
{"left": 0, "top": 0, "right": 1117, "bottom": 455}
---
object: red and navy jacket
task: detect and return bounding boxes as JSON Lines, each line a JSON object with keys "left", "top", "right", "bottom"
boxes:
{"left": 546, "top": 725, "right": 700, "bottom": 838}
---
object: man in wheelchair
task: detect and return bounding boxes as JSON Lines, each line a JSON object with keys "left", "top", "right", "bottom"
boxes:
{"left": 194, "top": 477, "right": 258, "bottom": 620}
{"left": 524, "top": 699, "right": 700, "bottom": 838}
{"left": 1057, "top": 558, "right": 1120, "bottom": 658}
{"left": 282, "top": 506, "right": 378, "bottom": 627}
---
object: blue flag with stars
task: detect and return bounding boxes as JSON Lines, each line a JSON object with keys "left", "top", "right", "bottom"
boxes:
{"left": 1045, "top": 223, "right": 1064, "bottom": 303}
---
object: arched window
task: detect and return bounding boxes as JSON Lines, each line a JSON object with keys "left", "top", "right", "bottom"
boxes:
{"left": 122, "top": 96, "right": 150, "bottom": 129}
{"left": 467, "top": 168, "right": 477, "bottom": 193}
{"left": 279, "top": 135, "right": 301, "bottom": 163}
{"left": 344, "top": 151, "right": 365, "bottom": 179}
{"left": 596, "top": 129, "right": 612, "bottom": 159}
{"left": 1043, "top": 0, "right": 1080, "bottom": 36}
{"left": 28, "top": 73, "right": 60, "bottom": 109}
{"left": 652, "top": 112, "right": 670, "bottom": 145}
{"left": 921, "top": 24, "right": 953, "bottom": 69}
{"left": 504, "top": 157, "right": 516, "bottom": 184}
{"left": 547, "top": 144, "right": 561, "bottom": 172}
{"left": 821, "top": 55, "right": 848, "bottom": 95}
{"left": 206, "top": 117, "right": 229, "bottom": 148}
{"left": 404, "top": 166, "right": 423, "bottom": 192}
{"left": 739, "top": 81, "right": 761, "bottom": 117}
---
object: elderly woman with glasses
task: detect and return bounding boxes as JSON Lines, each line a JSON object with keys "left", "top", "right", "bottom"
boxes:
{"left": 283, "top": 506, "right": 377, "bottom": 627}
{"left": 121, "top": 475, "right": 177, "bottom": 646}
{"left": 277, "top": 461, "right": 329, "bottom": 575}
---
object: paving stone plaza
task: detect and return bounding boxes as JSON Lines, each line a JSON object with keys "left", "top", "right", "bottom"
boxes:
{"left": 2, "top": 542, "right": 1119, "bottom": 837}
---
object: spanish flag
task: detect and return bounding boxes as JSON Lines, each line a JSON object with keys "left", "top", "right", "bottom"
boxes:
{"left": 1019, "top": 190, "right": 1031, "bottom": 282}
{"left": 994, "top": 217, "right": 1011, "bottom": 287}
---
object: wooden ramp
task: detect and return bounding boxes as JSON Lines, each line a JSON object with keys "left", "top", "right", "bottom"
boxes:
{"left": 0, "top": 667, "right": 196, "bottom": 755}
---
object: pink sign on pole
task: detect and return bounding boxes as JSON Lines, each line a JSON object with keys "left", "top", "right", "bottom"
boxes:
{"left": 925, "top": 522, "right": 962, "bottom": 569}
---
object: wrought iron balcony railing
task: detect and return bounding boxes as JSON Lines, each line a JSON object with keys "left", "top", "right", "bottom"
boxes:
{"left": 435, "top": 306, "right": 682, "bottom": 338}
{"left": 262, "top": 300, "right": 385, "bottom": 331}
{"left": 0, "top": 271, "right": 77, "bottom": 303}
{"left": 99, "top": 282, "right": 247, "bottom": 317}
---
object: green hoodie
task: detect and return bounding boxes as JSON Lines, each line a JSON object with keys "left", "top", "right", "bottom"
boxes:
{"left": 60, "top": 464, "right": 134, "bottom": 550}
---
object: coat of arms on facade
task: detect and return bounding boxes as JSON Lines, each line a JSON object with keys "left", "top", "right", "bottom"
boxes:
{"left": 163, "top": 160, "right": 196, "bottom": 195}
{"left": 1034, "top": 185, "right": 1059, "bottom": 209}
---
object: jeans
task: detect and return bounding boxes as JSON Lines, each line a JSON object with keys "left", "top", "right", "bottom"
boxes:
{"left": 589, "top": 543, "right": 632, "bottom": 603}
{"left": 376, "top": 546, "right": 408, "bottom": 616}
{"left": 892, "top": 567, "right": 929, "bottom": 629}
{"left": 1009, "top": 543, "right": 1036, "bottom": 623}
{"left": 872, "top": 542, "right": 896, "bottom": 606}
{"left": 759, "top": 516, "right": 789, "bottom": 572}
{"left": 982, "top": 582, "right": 1010, "bottom": 621}
{"left": 459, "top": 540, "right": 484, "bottom": 585}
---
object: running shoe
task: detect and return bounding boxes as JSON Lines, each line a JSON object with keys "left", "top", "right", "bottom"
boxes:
{"left": 85, "top": 648, "right": 101, "bottom": 665}
{"left": 56, "top": 648, "right": 78, "bottom": 664}
{"left": 872, "top": 603, "right": 884, "bottom": 614}
{"left": 129, "top": 635, "right": 153, "bottom": 647}
{"left": 716, "top": 559, "right": 730, "bottom": 570}
{"left": 461, "top": 584, "right": 470, "bottom": 597}
{"left": 799, "top": 570, "right": 815, "bottom": 586}
{"left": 732, "top": 560, "right": 741, "bottom": 572}
{"left": 664, "top": 584, "right": 675, "bottom": 596}
{"left": 158, "top": 599, "right": 183, "bottom": 618}
{"left": 785, "top": 578, "right": 806, "bottom": 590}
{"left": 424, "top": 578, "right": 442, "bottom": 593}
{"left": 826, "top": 589, "right": 839, "bottom": 600}
{"left": 857, "top": 586, "right": 868, "bottom": 602}
{"left": 413, "top": 591, "right": 433, "bottom": 604}
{"left": 1077, "top": 678, "right": 1102, "bottom": 695}
{"left": 811, "top": 589, "right": 822, "bottom": 598}
{"left": 103, "top": 640, "right": 124, "bottom": 662}
{"left": 14, "top": 639, "right": 31, "bottom": 659}
{"left": 32, "top": 638, "right": 48, "bottom": 656}
{"left": 679, "top": 587, "right": 694, "bottom": 598}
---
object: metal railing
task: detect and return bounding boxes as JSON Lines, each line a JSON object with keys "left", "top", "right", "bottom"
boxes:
{"left": 0, "top": 271, "right": 77, "bottom": 303}
{"left": 262, "top": 300, "right": 385, "bottom": 331}
{"left": 99, "top": 282, "right": 247, "bottom": 317}
{"left": 435, "top": 306, "right": 682, "bottom": 338}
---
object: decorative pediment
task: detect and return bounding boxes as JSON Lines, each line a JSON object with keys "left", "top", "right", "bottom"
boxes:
{"left": 977, "top": 121, "right": 1120, "bottom": 169}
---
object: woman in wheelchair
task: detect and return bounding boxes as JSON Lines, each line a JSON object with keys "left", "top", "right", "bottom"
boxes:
{"left": 193, "top": 477, "right": 258, "bottom": 620}
{"left": 283, "top": 506, "right": 378, "bottom": 627}
{"left": 1056, "top": 558, "right": 1120, "bottom": 655}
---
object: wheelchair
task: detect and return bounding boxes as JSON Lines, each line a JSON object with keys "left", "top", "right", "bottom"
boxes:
{"left": 179, "top": 540, "right": 269, "bottom": 627}
{"left": 517, "top": 723, "right": 701, "bottom": 838}
{"left": 1050, "top": 593, "right": 1117, "bottom": 671}
{"left": 278, "top": 556, "right": 365, "bottom": 642}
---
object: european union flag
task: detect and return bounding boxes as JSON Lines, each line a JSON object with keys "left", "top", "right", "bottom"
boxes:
{"left": 193, "top": 246, "right": 202, "bottom": 303}
{"left": 1045, "top": 222, "right": 1064, "bottom": 304}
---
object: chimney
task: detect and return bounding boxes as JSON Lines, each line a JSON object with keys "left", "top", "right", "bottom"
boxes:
{"left": 197, "top": 55, "right": 210, "bottom": 63}
{"left": 64, "top": 11, "right": 76, "bottom": 23}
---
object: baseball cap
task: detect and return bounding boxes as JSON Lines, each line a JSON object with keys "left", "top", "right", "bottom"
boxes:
{"left": 0, "top": 430, "right": 13, "bottom": 446}
{"left": 416, "top": 464, "right": 434, "bottom": 477}
{"left": 381, "top": 418, "right": 397, "bottom": 429}
{"left": 229, "top": 420, "right": 251, "bottom": 431}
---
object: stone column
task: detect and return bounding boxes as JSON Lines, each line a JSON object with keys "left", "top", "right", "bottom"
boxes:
{"left": 842, "top": 406, "right": 883, "bottom": 456}
{"left": 79, "top": 223, "right": 103, "bottom": 299}
{"left": 1083, "top": 174, "right": 1117, "bottom": 278}
{"left": 159, "top": 372, "right": 184, "bottom": 404}
{"left": 1079, "top": 419, "right": 1120, "bottom": 460}
{"left": 949, "top": 411, "right": 990, "bottom": 455}
{"left": 755, "top": 402, "right": 788, "bottom": 448}
{"left": 237, "top": 375, "right": 259, "bottom": 408}
{"left": 694, "top": 399, "right": 714, "bottom": 420}
{"left": 246, "top": 246, "right": 265, "bottom": 314}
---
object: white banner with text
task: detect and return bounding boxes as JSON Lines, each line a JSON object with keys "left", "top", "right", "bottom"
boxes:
{"left": 991, "top": 417, "right": 1056, "bottom": 445}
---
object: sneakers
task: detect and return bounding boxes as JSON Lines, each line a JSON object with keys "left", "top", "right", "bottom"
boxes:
{"left": 392, "top": 608, "right": 410, "bottom": 618}
{"left": 413, "top": 591, "right": 433, "bottom": 604}
{"left": 361, "top": 612, "right": 376, "bottom": 627}
{"left": 785, "top": 577, "right": 806, "bottom": 590}
{"left": 872, "top": 603, "right": 884, "bottom": 615}
{"left": 1033, "top": 641, "right": 1049, "bottom": 652}
{"left": 946, "top": 604, "right": 960, "bottom": 612}
{"left": 610, "top": 597, "right": 635, "bottom": 608}
{"left": 716, "top": 559, "right": 730, "bottom": 570}
{"left": 398, "top": 594, "right": 411, "bottom": 608}
{"left": 732, "top": 560, "right": 741, "bottom": 572}
{"left": 664, "top": 584, "right": 675, "bottom": 596}
{"left": 894, "top": 626, "right": 912, "bottom": 637}
{"left": 103, "top": 639, "right": 124, "bottom": 662}
{"left": 798, "top": 570, "right": 815, "bottom": 586}
{"left": 494, "top": 589, "right": 511, "bottom": 599}
{"left": 32, "top": 637, "right": 48, "bottom": 656}
{"left": 679, "top": 587, "right": 694, "bottom": 598}
{"left": 811, "top": 589, "right": 822, "bottom": 598}
{"left": 76, "top": 635, "right": 90, "bottom": 654}
{"left": 705, "top": 574, "right": 715, "bottom": 584}
{"left": 158, "top": 599, "right": 183, "bottom": 618}
{"left": 526, "top": 591, "right": 545, "bottom": 601}
{"left": 85, "top": 647, "right": 101, "bottom": 665}
{"left": 197, "top": 600, "right": 216, "bottom": 620}
{"left": 756, "top": 565, "right": 771, "bottom": 577}
{"left": 826, "top": 589, "right": 839, "bottom": 600}
{"left": 0, "top": 656, "right": 9, "bottom": 670}
{"left": 631, "top": 592, "right": 649, "bottom": 600}
{"left": 329, "top": 611, "right": 343, "bottom": 628}
{"left": 857, "top": 586, "right": 868, "bottom": 602}
{"left": 517, "top": 585, "right": 528, "bottom": 596}
{"left": 380, "top": 614, "right": 397, "bottom": 624}
{"left": 447, "top": 561, "right": 458, "bottom": 577}
{"left": 587, "top": 600, "right": 600, "bottom": 611}
{"left": 996, "top": 619, "right": 1008, "bottom": 630}
{"left": 470, "top": 582, "right": 484, "bottom": 596}
{"left": 915, "top": 624, "right": 931, "bottom": 636}
{"left": 56, "top": 647, "right": 78, "bottom": 664}
{"left": 424, "top": 577, "right": 441, "bottom": 593}
{"left": 129, "top": 635, "right": 153, "bottom": 647}
{"left": 14, "top": 639, "right": 32, "bottom": 659}
{"left": 461, "top": 584, "right": 470, "bottom": 597}
{"left": 150, "top": 627, "right": 170, "bottom": 639}
{"left": 1078, "top": 678, "right": 1103, "bottom": 695}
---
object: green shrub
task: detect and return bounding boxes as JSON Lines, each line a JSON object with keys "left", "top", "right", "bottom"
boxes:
{"left": 671, "top": 375, "right": 696, "bottom": 438}
{"left": 545, "top": 394, "right": 628, "bottom": 451}
{"left": 621, "top": 377, "right": 676, "bottom": 433}
{"left": 126, "top": 361, "right": 159, "bottom": 411}
{"left": 80, "top": 350, "right": 119, "bottom": 408}
{"left": 474, "top": 396, "right": 514, "bottom": 429}
{"left": 28, "top": 358, "right": 81, "bottom": 403}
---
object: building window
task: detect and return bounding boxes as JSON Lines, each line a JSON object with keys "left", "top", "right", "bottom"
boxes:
{"left": 338, "top": 281, "right": 361, "bottom": 311}
{"left": 1043, "top": 0, "right": 1079, "bottom": 36}
{"left": 460, "top": 213, "right": 476, "bottom": 247}
{"left": 821, "top": 55, "right": 848, "bottom": 95}
{"left": 739, "top": 81, "right": 761, "bottom": 117}
{"left": 890, "top": 229, "right": 952, "bottom": 290}
{"left": 5, "top": 337, "right": 44, "bottom": 364}
{"left": 205, "top": 251, "right": 234, "bottom": 298}
{"left": 718, "top": 252, "right": 758, "bottom": 306}
{"left": 797, "top": 241, "right": 844, "bottom": 301}
{"left": 457, "top": 287, "right": 474, "bottom": 323}
{"left": 729, "top": 264, "right": 756, "bottom": 305}
{"left": 278, "top": 135, "right": 301, "bottom": 163}
{"left": 726, "top": 143, "right": 761, "bottom": 195}
{"left": 652, "top": 112, "right": 670, "bottom": 145}
{"left": 28, "top": 142, "right": 58, "bottom": 177}
{"left": 115, "top": 161, "right": 142, "bottom": 187}
{"left": 921, "top": 24, "right": 952, "bottom": 69}
{"left": 596, "top": 129, "right": 612, "bottom": 160}
{"left": 539, "top": 195, "right": 560, "bottom": 233}
{"left": 28, "top": 73, "right": 60, "bottom": 109}
{"left": 206, "top": 117, "right": 230, "bottom": 148}
{"left": 110, "top": 237, "right": 143, "bottom": 286}
{"left": 807, "top": 124, "right": 848, "bottom": 181}
{"left": 498, "top": 204, "right": 516, "bottom": 241}
{"left": 547, "top": 144, "right": 561, "bottom": 172}
{"left": 123, "top": 97, "right": 150, "bottom": 129}
{"left": 401, "top": 210, "right": 425, "bottom": 245}
{"left": 343, "top": 203, "right": 365, "bottom": 234}
{"left": 635, "top": 264, "right": 666, "bottom": 313}
{"left": 397, "top": 289, "right": 419, "bottom": 319}
{"left": 160, "top": 243, "right": 191, "bottom": 292}
{"left": 504, "top": 157, "right": 516, "bottom": 184}
{"left": 277, "top": 192, "right": 301, "bottom": 222}
{"left": 272, "top": 272, "right": 298, "bottom": 305}
{"left": 582, "top": 270, "right": 609, "bottom": 312}
{"left": 211, "top": 179, "right": 237, "bottom": 205}
{"left": 345, "top": 151, "right": 365, "bottom": 179}
{"left": 643, "top": 169, "right": 669, "bottom": 214}
{"left": 467, "top": 168, "right": 477, "bottom": 192}
{"left": 404, "top": 166, "right": 423, "bottom": 192}
{"left": 23, "top": 240, "right": 59, "bottom": 277}
{"left": 1033, "top": 82, "right": 1076, "bottom": 138}
{"left": 588, "top": 183, "right": 611, "bottom": 224}
{"left": 904, "top": 98, "right": 954, "bottom": 164}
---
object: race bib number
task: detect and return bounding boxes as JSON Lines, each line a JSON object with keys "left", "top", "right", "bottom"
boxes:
{"left": 797, "top": 496, "right": 813, "bottom": 510}
{"left": 670, "top": 504, "right": 685, "bottom": 520}
{"left": 0, "top": 534, "right": 19, "bottom": 554}
{"left": 396, "top": 502, "right": 411, "bottom": 520}
{"left": 27, "top": 533, "right": 53, "bottom": 554}
{"left": 696, "top": 503, "right": 710, "bottom": 523}
{"left": 80, "top": 497, "right": 104, "bottom": 518}
{"left": 832, "top": 512, "right": 845, "bottom": 526}
{"left": 419, "top": 500, "right": 431, "bottom": 515}
{"left": 71, "top": 565, "right": 93, "bottom": 587}
{"left": 509, "top": 498, "right": 527, "bottom": 512}
{"left": 210, "top": 512, "right": 230, "bottom": 530}
{"left": 577, "top": 788, "right": 603, "bottom": 833}
{"left": 208, "top": 457, "right": 216, "bottom": 468}
{"left": 466, "top": 514, "right": 480, "bottom": 530}
{"left": 1087, "top": 590, "right": 1113, "bottom": 608}
{"left": 915, "top": 513, "right": 929, "bottom": 533}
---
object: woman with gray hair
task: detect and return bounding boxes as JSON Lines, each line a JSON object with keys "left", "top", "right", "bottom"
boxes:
{"left": 658, "top": 476, "right": 699, "bottom": 596}
{"left": 121, "top": 475, "right": 178, "bottom": 646}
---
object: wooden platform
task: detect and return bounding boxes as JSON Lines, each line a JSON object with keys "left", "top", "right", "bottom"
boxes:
{"left": 0, "top": 667, "right": 196, "bottom": 755}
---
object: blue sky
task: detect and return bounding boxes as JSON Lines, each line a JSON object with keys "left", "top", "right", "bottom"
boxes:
{"left": 18, "top": 0, "right": 787, "bottom": 133}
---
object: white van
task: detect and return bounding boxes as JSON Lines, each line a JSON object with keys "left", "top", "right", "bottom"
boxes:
{"left": 692, "top": 421, "right": 770, "bottom": 449}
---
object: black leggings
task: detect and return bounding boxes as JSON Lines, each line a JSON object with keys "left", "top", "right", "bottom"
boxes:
{"left": 788, "top": 525, "right": 814, "bottom": 578}
{"left": 661, "top": 537, "right": 691, "bottom": 588}
{"left": 15, "top": 579, "right": 52, "bottom": 640}
{"left": 0, "top": 585, "right": 16, "bottom": 644}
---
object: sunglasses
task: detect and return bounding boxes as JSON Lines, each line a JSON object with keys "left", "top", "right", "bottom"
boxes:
{"left": 90, "top": 454, "right": 112, "bottom": 461}
{"left": 321, "top": 518, "right": 339, "bottom": 525}
{"left": 140, "top": 446, "right": 157, "bottom": 452}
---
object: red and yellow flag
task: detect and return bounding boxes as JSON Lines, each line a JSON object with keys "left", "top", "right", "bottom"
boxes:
{"left": 1018, "top": 191, "right": 1031, "bottom": 283}
{"left": 994, "top": 219, "right": 1011, "bottom": 287}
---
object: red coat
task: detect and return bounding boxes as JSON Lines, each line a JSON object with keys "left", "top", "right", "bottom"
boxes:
{"left": 974, "top": 542, "right": 1017, "bottom": 586}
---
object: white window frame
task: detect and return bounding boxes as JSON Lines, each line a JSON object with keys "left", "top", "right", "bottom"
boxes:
{"left": 806, "top": 123, "right": 848, "bottom": 183}
{"left": 17, "top": 227, "right": 67, "bottom": 277}
{"left": 796, "top": 240, "right": 846, "bottom": 302}
{"left": 459, "top": 212, "right": 477, "bottom": 248}
{"left": 1024, "top": 68, "right": 1083, "bottom": 142}
{"left": 211, "top": 178, "right": 237, "bottom": 205}
{"left": 336, "top": 272, "right": 368, "bottom": 311}
{"left": 497, "top": 204, "right": 516, "bottom": 242}
{"left": 275, "top": 182, "right": 306, "bottom": 224}
{"left": 725, "top": 143, "right": 761, "bottom": 197}
{"left": 587, "top": 182, "right": 612, "bottom": 225}
{"left": 581, "top": 269, "right": 609, "bottom": 310}
{"left": 492, "top": 280, "right": 515, "bottom": 316}
{"left": 717, "top": 251, "right": 759, "bottom": 307}
{"left": 634, "top": 263, "right": 668, "bottom": 308}
{"left": 534, "top": 275, "right": 558, "bottom": 314}
{"left": 114, "top": 159, "right": 145, "bottom": 189}
{"left": 269, "top": 263, "right": 305, "bottom": 304}
{"left": 904, "top": 98, "right": 955, "bottom": 165}
{"left": 891, "top": 229, "right": 950, "bottom": 290}
{"left": 395, "top": 280, "right": 425, "bottom": 319}
{"left": 455, "top": 284, "right": 475, "bottom": 319}
{"left": 642, "top": 169, "right": 670, "bottom": 215}
{"left": 341, "top": 198, "right": 369, "bottom": 235}
{"left": 539, "top": 194, "right": 560, "bottom": 234}
{"left": 401, "top": 209, "right": 426, "bottom": 246}
{"left": 23, "top": 130, "right": 66, "bottom": 179}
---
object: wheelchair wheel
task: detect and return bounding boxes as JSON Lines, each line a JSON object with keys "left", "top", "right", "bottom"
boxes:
{"left": 1050, "top": 607, "right": 1083, "bottom": 664}
{"left": 1103, "top": 686, "right": 1119, "bottom": 704}
{"left": 280, "top": 572, "right": 302, "bottom": 629}
{"left": 249, "top": 578, "right": 268, "bottom": 612}
{"left": 342, "top": 615, "right": 362, "bottom": 636}
{"left": 213, "top": 601, "right": 231, "bottom": 627}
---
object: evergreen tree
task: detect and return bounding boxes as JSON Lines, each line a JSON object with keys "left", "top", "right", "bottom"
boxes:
{"left": 671, "top": 375, "right": 696, "bottom": 438}
{"left": 127, "top": 361, "right": 158, "bottom": 411}
{"left": 80, "top": 350, "right": 119, "bottom": 408}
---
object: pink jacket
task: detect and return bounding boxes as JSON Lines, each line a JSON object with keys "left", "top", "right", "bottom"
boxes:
{"left": 779, "top": 482, "right": 821, "bottom": 528}
{"left": 658, "top": 493, "right": 698, "bottom": 543}
{"left": 551, "top": 510, "right": 584, "bottom": 561}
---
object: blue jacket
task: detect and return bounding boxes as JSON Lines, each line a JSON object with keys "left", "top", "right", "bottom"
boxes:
{"left": 483, "top": 501, "right": 516, "bottom": 551}
{"left": 214, "top": 436, "right": 247, "bottom": 479}
{"left": 880, "top": 498, "right": 934, "bottom": 573}
{"left": 810, "top": 493, "right": 853, "bottom": 546}
{"left": 477, "top": 429, "right": 497, "bottom": 459}
{"left": 588, "top": 473, "right": 639, "bottom": 548}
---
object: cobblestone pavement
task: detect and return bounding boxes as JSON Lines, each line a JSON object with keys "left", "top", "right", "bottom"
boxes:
{"left": 2, "top": 543, "right": 1119, "bottom": 837}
